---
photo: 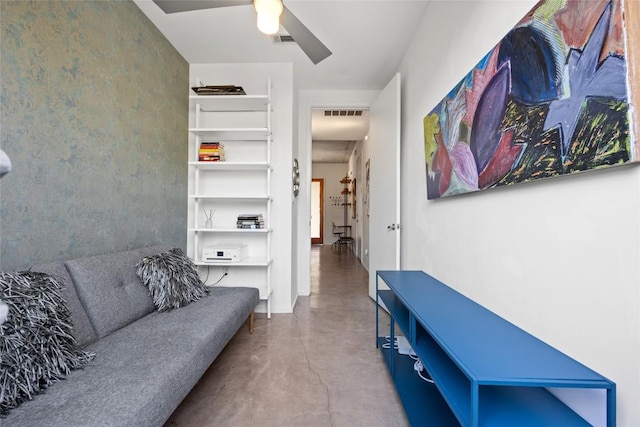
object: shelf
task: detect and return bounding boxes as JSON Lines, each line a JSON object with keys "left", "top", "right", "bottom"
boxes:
{"left": 195, "top": 256, "right": 272, "bottom": 267}
{"left": 415, "top": 322, "right": 472, "bottom": 425}
{"left": 378, "top": 290, "right": 412, "bottom": 338}
{"left": 479, "top": 386, "right": 592, "bottom": 427}
{"left": 189, "top": 161, "right": 270, "bottom": 171}
{"left": 189, "top": 195, "right": 271, "bottom": 201}
{"left": 188, "top": 74, "right": 273, "bottom": 319}
{"left": 189, "top": 227, "right": 271, "bottom": 233}
{"left": 189, "top": 127, "right": 269, "bottom": 140}
{"left": 377, "top": 337, "right": 460, "bottom": 426}
{"left": 190, "top": 94, "right": 268, "bottom": 112}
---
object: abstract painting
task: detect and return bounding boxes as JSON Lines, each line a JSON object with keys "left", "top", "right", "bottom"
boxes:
{"left": 424, "top": 0, "right": 637, "bottom": 199}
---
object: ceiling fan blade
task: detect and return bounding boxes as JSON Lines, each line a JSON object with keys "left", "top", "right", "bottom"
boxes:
{"left": 153, "top": 0, "right": 252, "bottom": 14}
{"left": 281, "top": 5, "right": 332, "bottom": 65}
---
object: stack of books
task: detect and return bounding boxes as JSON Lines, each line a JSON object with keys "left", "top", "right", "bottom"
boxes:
{"left": 199, "top": 142, "right": 225, "bottom": 161}
{"left": 237, "top": 214, "right": 265, "bottom": 229}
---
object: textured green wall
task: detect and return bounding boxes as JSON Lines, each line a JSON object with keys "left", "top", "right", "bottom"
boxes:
{"left": 0, "top": 0, "right": 188, "bottom": 270}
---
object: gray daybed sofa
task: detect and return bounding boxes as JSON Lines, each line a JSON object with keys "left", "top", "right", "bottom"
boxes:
{"left": 3, "top": 245, "right": 259, "bottom": 426}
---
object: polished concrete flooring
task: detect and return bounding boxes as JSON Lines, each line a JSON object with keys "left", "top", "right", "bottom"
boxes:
{"left": 165, "top": 245, "right": 409, "bottom": 427}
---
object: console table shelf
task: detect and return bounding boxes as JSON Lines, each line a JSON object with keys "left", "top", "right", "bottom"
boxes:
{"left": 376, "top": 270, "right": 615, "bottom": 427}
{"left": 377, "top": 337, "right": 460, "bottom": 427}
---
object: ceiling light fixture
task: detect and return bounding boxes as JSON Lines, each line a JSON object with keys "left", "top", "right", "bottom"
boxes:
{"left": 254, "top": 0, "right": 283, "bottom": 35}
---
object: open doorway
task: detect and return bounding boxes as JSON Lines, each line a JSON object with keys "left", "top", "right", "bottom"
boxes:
{"left": 296, "top": 93, "right": 377, "bottom": 298}
{"left": 310, "top": 107, "right": 369, "bottom": 251}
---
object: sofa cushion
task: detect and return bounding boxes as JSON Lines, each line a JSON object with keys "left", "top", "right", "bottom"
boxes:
{"left": 64, "top": 246, "right": 171, "bottom": 339}
{"left": 2, "top": 286, "right": 260, "bottom": 426}
{"left": 135, "top": 247, "right": 209, "bottom": 311}
{"left": 0, "top": 271, "right": 95, "bottom": 416}
{"left": 30, "top": 262, "right": 97, "bottom": 348}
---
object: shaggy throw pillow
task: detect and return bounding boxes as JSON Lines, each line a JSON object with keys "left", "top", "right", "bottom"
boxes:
{"left": 0, "top": 271, "right": 95, "bottom": 416}
{"left": 135, "top": 248, "right": 209, "bottom": 312}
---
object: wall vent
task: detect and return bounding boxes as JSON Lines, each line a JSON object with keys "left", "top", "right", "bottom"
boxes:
{"left": 272, "top": 35, "right": 296, "bottom": 43}
{"left": 324, "top": 110, "right": 364, "bottom": 117}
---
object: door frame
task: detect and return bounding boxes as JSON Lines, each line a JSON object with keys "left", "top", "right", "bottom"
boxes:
{"left": 311, "top": 178, "right": 324, "bottom": 244}
{"left": 296, "top": 90, "right": 380, "bottom": 297}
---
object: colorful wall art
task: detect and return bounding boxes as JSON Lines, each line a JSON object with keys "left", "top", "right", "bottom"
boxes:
{"left": 424, "top": 0, "right": 637, "bottom": 199}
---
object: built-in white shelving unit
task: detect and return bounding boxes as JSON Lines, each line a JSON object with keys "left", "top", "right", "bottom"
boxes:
{"left": 187, "top": 78, "right": 273, "bottom": 317}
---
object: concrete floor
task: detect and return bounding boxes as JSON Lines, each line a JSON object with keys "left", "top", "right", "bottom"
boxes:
{"left": 165, "top": 245, "right": 409, "bottom": 427}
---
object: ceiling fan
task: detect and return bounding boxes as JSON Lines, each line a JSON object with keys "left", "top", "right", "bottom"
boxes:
{"left": 152, "top": 0, "right": 332, "bottom": 64}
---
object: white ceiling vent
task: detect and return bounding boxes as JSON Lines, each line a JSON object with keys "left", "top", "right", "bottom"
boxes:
{"left": 324, "top": 110, "right": 364, "bottom": 117}
{"left": 272, "top": 35, "right": 296, "bottom": 44}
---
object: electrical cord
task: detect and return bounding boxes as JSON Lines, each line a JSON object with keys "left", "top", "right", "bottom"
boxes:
{"left": 203, "top": 266, "right": 228, "bottom": 286}
{"left": 382, "top": 335, "right": 435, "bottom": 385}
{"left": 381, "top": 336, "right": 399, "bottom": 350}
{"left": 413, "top": 359, "right": 435, "bottom": 384}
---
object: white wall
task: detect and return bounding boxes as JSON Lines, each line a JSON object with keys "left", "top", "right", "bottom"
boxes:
{"left": 291, "top": 86, "right": 300, "bottom": 309}
{"left": 397, "top": 1, "right": 640, "bottom": 425}
{"left": 189, "top": 63, "right": 294, "bottom": 314}
{"left": 311, "top": 163, "right": 349, "bottom": 244}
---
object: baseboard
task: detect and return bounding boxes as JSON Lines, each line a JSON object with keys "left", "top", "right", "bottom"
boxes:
{"left": 253, "top": 300, "right": 294, "bottom": 315}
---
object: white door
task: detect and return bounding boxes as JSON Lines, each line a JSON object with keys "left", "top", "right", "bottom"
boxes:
{"left": 311, "top": 179, "right": 323, "bottom": 244}
{"left": 368, "top": 73, "right": 401, "bottom": 299}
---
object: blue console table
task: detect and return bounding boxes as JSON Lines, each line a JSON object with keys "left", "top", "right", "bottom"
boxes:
{"left": 375, "top": 270, "right": 615, "bottom": 427}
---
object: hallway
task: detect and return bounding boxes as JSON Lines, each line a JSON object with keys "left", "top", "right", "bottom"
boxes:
{"left": 166, "top": 245, "right": 408, "bottom": 426}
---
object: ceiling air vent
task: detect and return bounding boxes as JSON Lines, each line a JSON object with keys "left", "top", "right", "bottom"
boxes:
{"left": 272, "top": 35, "right": 296, "bottom": 44}
{"left": 323, "top": 110, "right": 364, "bottom": 117}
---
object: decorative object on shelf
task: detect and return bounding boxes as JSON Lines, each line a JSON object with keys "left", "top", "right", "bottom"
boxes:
{"left": 204, "top": 209, "right": 215, "bottom": 228}
{"left": 292, "top": 158, "right": 300, "bottom": 197}
{"left": 424, "top": 0, "right": 637, "bottom": 200}
{"left": 340, "top": 175, "right": 352, "bottom": 206}
{"left": 199, "top": 141, "right": 225, "bottom": 161}
{"left": 191, "top": 85, "right": 246, "bottom": 96}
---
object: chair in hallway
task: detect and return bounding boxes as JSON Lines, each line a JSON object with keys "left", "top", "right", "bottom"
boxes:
{"left": 332, "top": 221, "right": 353, "bottom": 254}
{"left": 331, "top": 221, "right": 343, "bottom": 250}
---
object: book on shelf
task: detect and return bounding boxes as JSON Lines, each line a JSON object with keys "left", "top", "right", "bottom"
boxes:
{"left": 191, "top": 85, "right": 246, "bottom": 96}
{"left": 199, "top": 141, "right": 226, "bottom": 162}
{"left": 237, "top": 214, "right": 265, "bottom": 229}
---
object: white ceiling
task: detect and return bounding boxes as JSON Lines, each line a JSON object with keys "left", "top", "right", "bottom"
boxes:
{"left": 311, "top": 108, "right": 369, "bottom": 162}
{"left": 133, "top": 0, "right": 429, "bottom": 162}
